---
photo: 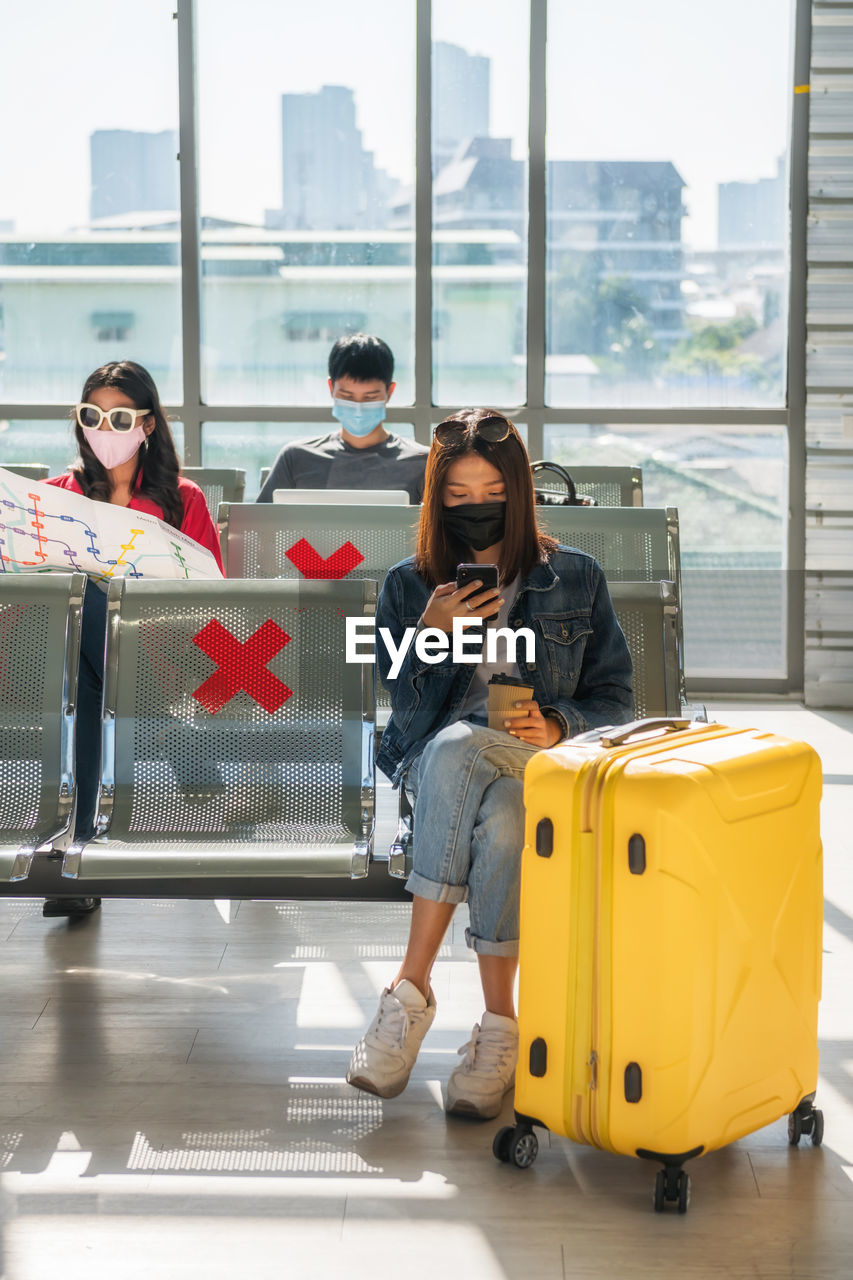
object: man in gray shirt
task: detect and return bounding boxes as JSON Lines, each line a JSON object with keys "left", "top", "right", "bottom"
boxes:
{"left": 257, "top": 334, "right": 429, "bottom": 503}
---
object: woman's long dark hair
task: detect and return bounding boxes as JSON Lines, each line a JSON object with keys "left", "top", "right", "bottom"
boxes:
{"left": 71, "top": 360, "right": 183, "bottom": 530}
{"left": 415, "top": 407, "right": 557, "bottom": 586}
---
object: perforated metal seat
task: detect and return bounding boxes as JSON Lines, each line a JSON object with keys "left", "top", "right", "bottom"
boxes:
{"left": 219, "top": 505, "right": 417, "bottom": 721}
{"left": 608, "top": 580, "right": 681, "bottom": 717}
{"left": 219, "top": 503, "right": 675, "bottom": 585}
{"left": 537, "top": 506, "right": 678, "bottom": 584}
{"left": 0, "top": 573, "right": 85, "bottom": 879}
{"left": 219, "top": 502, "right": 419, "bottom": 583}
{"left": 539, "top": 505, "right": 684, "bottom": 700}
{"left": 181, "top": 468, "right": 246, "bottom": 518}
{"left": 534, "top": 465, "right": 643, "bottom": 507}
{"left": 62, "top": 578, "right": 376, "bottom": 884}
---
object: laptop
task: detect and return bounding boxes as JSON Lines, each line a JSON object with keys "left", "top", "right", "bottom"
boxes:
{"left": 272, "top": 488, "right": 411, "bottom": 506}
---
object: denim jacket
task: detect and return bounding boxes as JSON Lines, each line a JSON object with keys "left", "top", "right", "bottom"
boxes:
{"left": 375, "top": 547, "right": 635, "bottom": 785}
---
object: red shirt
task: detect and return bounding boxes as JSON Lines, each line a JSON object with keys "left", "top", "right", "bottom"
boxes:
{"left": 45, "top": 471, "right": 225, "bottom": 574}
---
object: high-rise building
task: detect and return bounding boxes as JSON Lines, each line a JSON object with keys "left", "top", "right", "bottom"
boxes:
{"left": 413, "top": 138, "right": 687, "bottom": 349}
{"left": 268, "top": 85, "right": 391, "bottom": 231}
{"left": 432, "top": 41, "right": 490, "bottom": 172}
{"left": 90, "top": 130, "right": 179, "bottom": 222}
{"left": 548, "top": 160, "right": 687, "bottom": 349}
{"left": 718, "top": 156, "right": 786, "bottom": 246}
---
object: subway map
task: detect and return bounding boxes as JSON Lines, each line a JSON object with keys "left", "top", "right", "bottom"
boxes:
{"left": 0, "top": 467, "right": 222, "bottom": 581}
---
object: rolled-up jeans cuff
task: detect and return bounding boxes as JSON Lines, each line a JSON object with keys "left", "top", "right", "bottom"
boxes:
{"left": 405, "top": 869, "right": 469, "bottom": 905}
{"left": 464, "top": 927, "right": 519, "bottom": 957}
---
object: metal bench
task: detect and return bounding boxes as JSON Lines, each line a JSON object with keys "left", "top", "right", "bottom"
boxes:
{"left": 388, "top": 577, "right": 683, "bottom": 877}
{"left": 538, "top": 505, "right": 679, "bottom": 586}
{"left": 182, "top": 468, "right": 246, "bottom": 518}
{"left": 0, "top": 570, "right": 687, "bottom": 899}
{"left": 0, "top": 573, "right": 85, "bottom": 880}
{"left": 260, "top": 465, "right": 643, "bottom": 508}
{"left": 219, "top": 502, "right": 677, "bottom": 587}
{"left": 218, "top": 501, "right": 419, "bottom": 582}
{"left": 57, "top": 577, "right": 377, "bottom": 891}
{"left": 534, "top": 464, "right": 643, "bottom": 508}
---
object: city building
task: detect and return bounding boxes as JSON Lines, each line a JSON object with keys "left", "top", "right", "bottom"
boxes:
{"left": 718, "top": 154, "right": 787, "bottom": 246}
{"left": 548, "top": 158, "right": 687, "bottom": 352}
{"left": 395, "top": 141, "right": 688, "bottom": 356}
{"left": 432, "top": 40, "right": 490, "bottom": 172}
{"left": 265, "top": 86, "right": 394, "bottom": 232}
{"left": 89, "top": 129, "right": 179, "bottom": 222}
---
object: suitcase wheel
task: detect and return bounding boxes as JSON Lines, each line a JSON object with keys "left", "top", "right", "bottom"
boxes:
{"left": 788, "top": 1103, "right": 824, "bottom": 1147}
{"left": 653, "top": 1167, "right": 690, "bottom": 1214}
{"left": 788, "top": 1112, "right": 803, "bottom": 1145}
{"left": 493, "top": 1124, "right": 539, "bottom": 1169}
{"left": 812, "top": 1110, "right": 825, "bottom": 1147}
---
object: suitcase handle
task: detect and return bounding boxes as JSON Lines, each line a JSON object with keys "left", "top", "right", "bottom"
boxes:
{"left": 581, "top": 718, "right": 692, "bottom": 747}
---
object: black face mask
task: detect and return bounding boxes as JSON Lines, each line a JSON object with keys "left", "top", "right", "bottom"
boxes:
{"left": 442, "top": 501, "right": 507, "bottom": 552}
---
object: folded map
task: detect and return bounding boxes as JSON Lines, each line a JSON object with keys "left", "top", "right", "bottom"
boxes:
{"left": 0, "top": 467, "right": 223, "bottom": 581}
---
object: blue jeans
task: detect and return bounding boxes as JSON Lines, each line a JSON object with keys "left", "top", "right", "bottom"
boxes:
{"left": 404, "top": 720, "right": 540, "bottom": 957}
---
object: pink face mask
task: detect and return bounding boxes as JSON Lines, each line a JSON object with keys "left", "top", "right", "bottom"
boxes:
{"left": 83, "top": 424, "right": 146, "bottom": 470}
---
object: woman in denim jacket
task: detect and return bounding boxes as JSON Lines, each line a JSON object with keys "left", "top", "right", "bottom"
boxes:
{"left": 347, "top": 409, "right": 633, "bottom": 1118}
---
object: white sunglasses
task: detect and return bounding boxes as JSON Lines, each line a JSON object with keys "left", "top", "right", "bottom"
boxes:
{"left": 75, "top": 403, "right": 151, "bottom": 434}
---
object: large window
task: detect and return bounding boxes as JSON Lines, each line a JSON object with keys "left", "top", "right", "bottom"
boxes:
{"left": 0, "top": 0, "right": 182, "bottom": 404}
{"left": 0, "top": 0, "right": 803, "bottom": 691}
{"left": 546, "top": 1, "right": 792, "bottom": 409}
{"left": 197, "top": 0, "right": 416, "bottom": 405}
{"left": 432, "top": 2, "right": 529, "bottom": 405}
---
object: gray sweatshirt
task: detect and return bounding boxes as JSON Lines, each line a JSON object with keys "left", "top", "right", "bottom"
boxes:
{"left": 257, "top": 431, "right": 429, "bottom": 503}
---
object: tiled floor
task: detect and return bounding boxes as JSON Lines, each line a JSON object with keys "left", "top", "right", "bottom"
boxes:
{"left": 1, "top": 701, "right": 852, "bottom": 1279}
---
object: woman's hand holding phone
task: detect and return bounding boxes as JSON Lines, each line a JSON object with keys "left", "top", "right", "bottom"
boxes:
{"left": 421, "top": 579, "right": 503, "bottom": 633}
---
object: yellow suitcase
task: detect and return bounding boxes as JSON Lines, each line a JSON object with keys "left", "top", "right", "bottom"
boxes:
{"left": 495, "top": 718, "right": 823, "bottom": 1213}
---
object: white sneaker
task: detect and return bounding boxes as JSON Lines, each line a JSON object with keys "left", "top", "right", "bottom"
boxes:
{"left": 347, "top": 979, "right": 437, "bottom": 1099}
{"left": 445, "top": 1011, "right": 518, "bottom": 1120}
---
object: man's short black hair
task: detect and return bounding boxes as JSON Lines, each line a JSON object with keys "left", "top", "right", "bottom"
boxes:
{"left": 328, "top": 333, "right": 394, "bottom": 388}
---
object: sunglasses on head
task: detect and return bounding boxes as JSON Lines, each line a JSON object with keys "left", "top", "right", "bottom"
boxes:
{"left": 76, "top": 403, "right": 151, "bottom": 433}
{"left": 433, "top": 415, "right": 513, "bottom": 447}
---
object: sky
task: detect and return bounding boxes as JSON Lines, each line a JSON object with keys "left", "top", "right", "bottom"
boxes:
{"left": 0, "top": 0, "right": 793, "bottom": 247}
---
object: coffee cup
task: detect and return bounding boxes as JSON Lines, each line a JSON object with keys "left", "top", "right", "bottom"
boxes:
{"left": 488, "top": 674, "right": 534, "bottom": 732}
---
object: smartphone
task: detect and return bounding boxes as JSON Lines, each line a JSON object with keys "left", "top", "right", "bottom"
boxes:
{"left": 456, "top": 562, "right": 500, "bottom": 623}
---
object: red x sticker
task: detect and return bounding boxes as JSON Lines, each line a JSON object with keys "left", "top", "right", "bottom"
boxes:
{"left": 285, "top": 537, "right": 364, "bottom": 579}
{"left": 192, "top": 618, "right": 292, "bottom": 714}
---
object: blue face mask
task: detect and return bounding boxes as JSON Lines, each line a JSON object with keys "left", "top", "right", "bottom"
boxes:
{"left": 332, "top": 398, "right": 386, "bottom": 438}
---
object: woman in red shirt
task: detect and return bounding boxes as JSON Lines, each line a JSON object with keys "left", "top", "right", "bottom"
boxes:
{"left": 44, "top": 360, "right": 223, "bottom": 918}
